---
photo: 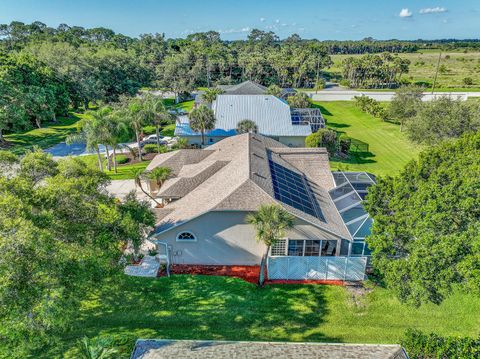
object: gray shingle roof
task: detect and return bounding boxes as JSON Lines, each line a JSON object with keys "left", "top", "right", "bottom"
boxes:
{"left": 149, "top": 134, "right": 351, "bottom": 239}
{"left": 131, "top": 339, "right": 408, "bottom": 359}
{"left": 218, "top": 80, "right": 267, "bottom": 95}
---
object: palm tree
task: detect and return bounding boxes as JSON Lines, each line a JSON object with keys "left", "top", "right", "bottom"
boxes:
{"left": 201, "top": 88, "right": 223, "bottom": 106}
{"left": 123, "top": 98, "right": 147, "bottom": 161}
{"left": 79, "top": 336, "right": 118, "bottom": 359}
{"left": 236, "top": 119, "right": 258, "bottom": 134}
{"left": 133, "top": 168, "right": 161, "bottom": 206}
{"left": 188, "top": 105, "right": 216, "bottom": 146}
{"left": 146, "top": 167, "right": 172, "bottom": 189}
{"left": 66, "top": 107, "right": 112, "bottom": 172}
{"left": 144, "top": 95, "right": 175, "bottom": 153}
{"left": 103, "top": 111, "right": 128, "bottom": 173}
{"left": 246, "top": 204, "right": 294, "bottom": 286}
{"left": 266, "top": 84, "right": 282, "bottom": 98}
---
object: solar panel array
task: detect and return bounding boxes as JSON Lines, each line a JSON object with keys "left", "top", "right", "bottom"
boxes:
{"left": 269, "top": 160, "right": 318, "bottom": 218}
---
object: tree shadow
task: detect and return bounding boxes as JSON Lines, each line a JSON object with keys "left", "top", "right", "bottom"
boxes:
{"left": 50, "top": 274, "right": 342, "bottom": 357}
{"left": 311, "top": 103, "right": 333, "bottom": 117}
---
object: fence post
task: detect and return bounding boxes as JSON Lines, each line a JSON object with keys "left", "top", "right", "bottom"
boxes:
{"left": 325, "top": 258, "right": 329, "bottom": 280}
{"left": 343, "top": 257, "right": 348, "bottom": 281}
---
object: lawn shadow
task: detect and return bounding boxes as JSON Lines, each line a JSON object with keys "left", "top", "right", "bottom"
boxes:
{"left": 311, "top": 103, "right": 333, "bottom": 116}
{"left": 54, "top": 274, "right": 342, "bottom": 356}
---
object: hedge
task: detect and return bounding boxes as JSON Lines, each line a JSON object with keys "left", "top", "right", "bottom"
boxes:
{"left": 402, "top": 329, "right": 480, "bottom": 359}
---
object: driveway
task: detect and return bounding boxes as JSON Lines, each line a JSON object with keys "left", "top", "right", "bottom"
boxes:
{"left": 106, "top": 179, "right": 156, "bottom": 206}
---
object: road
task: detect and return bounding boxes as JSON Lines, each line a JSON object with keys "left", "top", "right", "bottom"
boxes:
{"left": 306, "top": 88, "right": 480, "bottom": 102}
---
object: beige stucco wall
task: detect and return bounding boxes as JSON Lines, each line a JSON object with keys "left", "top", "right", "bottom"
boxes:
{"left": 152, "top": 211, "right": 345, "bottom": 265}
{"left": 278, "top": 136, "right": 306, "bottom": 147}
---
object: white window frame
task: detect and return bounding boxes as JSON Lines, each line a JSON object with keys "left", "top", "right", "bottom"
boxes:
{"left": 176, "top": 231, "right": 197, "bottom": 242}
{"left": 271, "top": 239, "right": 338, "bottom": 257}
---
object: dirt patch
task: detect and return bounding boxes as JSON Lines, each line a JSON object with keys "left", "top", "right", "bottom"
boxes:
{"left": 345, "top": 283, "right": 374, "bottom": 309}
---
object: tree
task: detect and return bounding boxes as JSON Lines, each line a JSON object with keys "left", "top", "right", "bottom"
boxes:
{"left": 188, "top": 105, "right": 216, "bottom": 146}
{"left": 387, "top": 85, "right": 424, "bottom": 131}
{"left": 201, "top": 88, "right": 223, "bottom": 105}
{"left": 314, "top": 78, "right": 326, "bottom": 92}
{"left": 133, "top": 168, "right": 162, "bottom": 206}
{"left": 143, "top": 95, "right": 174, "bottom": 153}
{"left": 266, "top": 84, "right": 282, "bottom": 97}
{"left": 305, "top": 129, "right": 337, "bottom": 155}
{"left": 405, "top": 96, "right": 480, "bottom": 145}
{"left": 0, "top": 157, "right": 154, "bottom": 353}
{"left": 19, "top": 148, "right": 59, "bottom": 183}
{"left": 146, "top": 167, "right": 172, "bottom": 189}
{"left": 364, "top": 132, "right": 480, "bottom": 305}
{"left": 236, "top": 119, "right": 258, "bottom": 134}
{"left": 287, "top": 92, "right": 311, "bottom": 108}
{"left": 123, "top": 98, "right": 148, "bottom": 161}
{"left": 246, "top": 204, "right": 294, "bottom": 286}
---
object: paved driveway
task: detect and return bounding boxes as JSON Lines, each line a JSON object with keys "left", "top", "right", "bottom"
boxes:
{"left": 106, "top": 179, "right": 156, "bottom": 206}
{"left": 307, "top": 90, "right": 480, "bottom": 102}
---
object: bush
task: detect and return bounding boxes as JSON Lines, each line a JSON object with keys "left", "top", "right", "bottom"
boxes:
{"left": 338, "top": 134, "right": 351, "bottom": 154}
{"left": 354, "top": 95, "right": 388, "bottom": 120}
{"left": 143, "top": 144, "right": 159, "bottom": 154}
{"left": 287, "top": 92, "right": 311, "bottom": 108}
{"left": 339, "top": 79, "right": 351, "bottom": 87}
{"left": 463, "top": 77, "right": 474, "bottom": 86}
{"left": 402, "top": 329, "right": 480, "bottom": 359}
{"left": 305, "top": 129, "right": 337, "bottom": 155}
{"left": 143, "top": 125, "right": 156, "bottom": 135}
{"left": 115, "top": 155, "right": 129, "bottom": 165}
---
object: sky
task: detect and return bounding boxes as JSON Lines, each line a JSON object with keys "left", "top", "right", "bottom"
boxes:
{"left": 0, "top": 0, "right": 479, "bottom": 41}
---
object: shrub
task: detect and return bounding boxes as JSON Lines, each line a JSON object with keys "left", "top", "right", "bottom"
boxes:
{"left": 305, "top": 129, "right": 337, "bottom": 155}
{"left": 463, "top": 77, "right": 474, "bottom": 86}
{"left": 287, "top": 92, "right": 311, "bottom": 108}
{"left": 143, "top": 125, "right": 156, "bottom": 135}
{"left": 143, "top": 144, "right": 159, "bottom": 154}
{"left": 338, "top": 134, "right": 351, "bottom": 154}
{"left": 354, "top": 95, "right": 388, "bottom": 120}
{"left": 402, "top": 329, "right": 480, "bottom": 359}
{"left": 339, "top": 79, "right": 350, "bottom": 87}
{"left": 115, "top": 155, "right": 129, "bottom": 165}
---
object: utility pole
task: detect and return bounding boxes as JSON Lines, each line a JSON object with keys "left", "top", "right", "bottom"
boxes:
{"left": 431, "top": 51, "right": 442, "bottom": 94}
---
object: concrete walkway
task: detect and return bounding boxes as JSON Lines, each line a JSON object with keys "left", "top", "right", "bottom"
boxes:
{"left": 124, "top": 255, "right": 160, "bottom": 277}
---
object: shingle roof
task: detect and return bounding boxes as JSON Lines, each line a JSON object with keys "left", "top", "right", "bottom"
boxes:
{"left": 218, "top": 80, "right": 267, "bottom": 95}
{"left": 131, "top": 340, "right": 408, "bottom": 359}
{"left": 176, "top": 95, "right": 312, "bottom": 137}
{"left": 149, "top": 134, "right": 351, "bottom": 239}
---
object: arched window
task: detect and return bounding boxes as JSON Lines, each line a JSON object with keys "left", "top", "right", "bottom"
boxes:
{"left": 176, "top": 231, "right": 196, "bottom": 242}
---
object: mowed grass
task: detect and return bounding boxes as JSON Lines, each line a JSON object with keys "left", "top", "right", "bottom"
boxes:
{"left": 314, "top": 101, "right": 420, "bottom": 176}
{"left": 3, "top": 112, "right": 86, "bottom": 155}
{"left": 78, "top": 154, "right": 151, "bottom": 181}
{"left": 329, "top": 50, "right": 480, "bottom": 91}
{"left": 42, "top": 275, "right": 480, "bottom": 358}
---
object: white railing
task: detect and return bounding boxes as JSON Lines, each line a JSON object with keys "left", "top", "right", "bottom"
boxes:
{"left": 267, "top": 256, "right": 367, "bottom": 281}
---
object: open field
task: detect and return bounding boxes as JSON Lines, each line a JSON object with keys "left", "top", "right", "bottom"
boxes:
{"left": 314, "top": 101, "right": 420, "bottom": 176}
{"left": 35, "top": 275, "right": 480, "bottom": 358}
{"left": 328, "top": 50, "right": 480, "bottom": 91}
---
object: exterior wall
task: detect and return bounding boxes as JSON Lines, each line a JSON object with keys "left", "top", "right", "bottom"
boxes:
{"left": 278, "top": 136, "right": 306, "bottom": 147}
{"left": 153, "top": 211, "right": 346, "bottom": 266}
{"left": 184, "top": 135, "right": 228, "bottom": 146}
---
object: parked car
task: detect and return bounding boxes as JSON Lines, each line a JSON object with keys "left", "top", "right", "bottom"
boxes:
{"left": 141, "top": 134, "right": 171, "bottom": 146}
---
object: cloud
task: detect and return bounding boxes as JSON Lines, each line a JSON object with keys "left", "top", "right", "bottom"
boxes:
{"left": 399, "top": 8, "right": 412, "bottom": 17}
{"left": 275, "top": 19, "right": 280, "bottom": 23}
{"left": 419, "top": 7, "right": 447, "bottom": 14}
{"left": 260, "top": 17, "right": 266, "bottom": 22}
{"left": 218, "top": 27, "right": 251, "bottom": 34}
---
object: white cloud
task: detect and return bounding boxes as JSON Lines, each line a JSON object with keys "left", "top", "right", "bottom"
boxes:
{"left": 419, "top": 7, "right": 447, "bottom": 14}
{"left": 399, "top": 8, "right": 413, "bottom": 17}
{"left": 275, "top": 19, "right": 280, "bottom": 23}
{"left": 218, "top": 27, "right": 251, "bottom": 34}
{"left": 260, "top": 17, "right": 266, "bottom": 22}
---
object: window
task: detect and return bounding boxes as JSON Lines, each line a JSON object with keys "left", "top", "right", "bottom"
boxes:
{"left": 284, "top": 239, "right": 337, "bottom": 257}
{"left": 176, "top": 231, "right": 196, "bottom": 241}
{"left": 350, "top": 240, "right": 371, "bottom": 256}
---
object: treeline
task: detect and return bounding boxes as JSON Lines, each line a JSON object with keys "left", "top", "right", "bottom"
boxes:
{"left": 342, "top": 53, "right": 410, "bottom": 89}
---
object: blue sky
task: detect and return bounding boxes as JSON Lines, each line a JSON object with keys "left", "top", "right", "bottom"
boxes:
{"left": 0, "top": 0, "right": 478, "bottom": 40}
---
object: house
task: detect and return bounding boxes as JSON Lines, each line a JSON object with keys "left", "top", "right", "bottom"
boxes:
{"left": 147, "top": 133, "right": 373, "bottom": 281}
{"left": 131, "top": 339, "right": 408, "bottom": 359}
{"left": 176, "top": 94, "right": 325, "bottom": 147}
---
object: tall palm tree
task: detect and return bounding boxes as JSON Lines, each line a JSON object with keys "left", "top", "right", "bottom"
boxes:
{"left": 104, "top": 111, "right": 128, "bottom": 174}
{"left": 133, "top": 168, "right": 161, "bottom": 206}
{"left": 236, "top": 119, "right": 258, "bottom": 134}
{"left": 66, "top": 107, "right": 112, "bottom": 172}
{"left": 144, "top": 95, "right": 175, "bottom": 153}
{"left": 201, "top": 88, "right": 223, "bottom": 106}
{"left": 123, "top": 98, "right": 147, "bottom": 161}
{"left": 188, "top": 105, "right": 216, "bottom": 146}
{"left": 246, "top": 204, "right": 294, "bottom": 286}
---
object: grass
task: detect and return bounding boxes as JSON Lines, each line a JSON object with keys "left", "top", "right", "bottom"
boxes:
{"left": 78, "top": 154, "right": 151, "bottom": 180}
{"left": 40, "top": 275, "right": 480, "bottom": 358}
{"left": 328, "top": 50, "right": 480, "bottom": 90}
{"left": 3, "top": 112, "right": 86, "bottom": 155}
{"left": 313, "top": 101, "right": 420, "bottom": 176}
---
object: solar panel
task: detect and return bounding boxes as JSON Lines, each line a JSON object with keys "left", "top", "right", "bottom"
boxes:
{"left": 269, "top": 160, "right": 318, "bottom": 218}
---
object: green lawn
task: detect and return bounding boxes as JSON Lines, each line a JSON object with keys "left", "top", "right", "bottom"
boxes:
{"left": 78, "top": 154, "right": 151, "bottom": 180}
{"left": 314, "top": 101, "right": 420, "bottom": 176}
{"left": 3, "top": 112, "right": 85, "bottom": 155}
{"left": 42, "top": 275, "right": 480, "bottom": 358}
{"left": 328, "top": 50, "right": 480, "bottom": 90}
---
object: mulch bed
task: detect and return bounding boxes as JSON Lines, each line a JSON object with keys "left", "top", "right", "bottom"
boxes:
{"left": 169, "top": 264, "right": 261, "bottom": 284}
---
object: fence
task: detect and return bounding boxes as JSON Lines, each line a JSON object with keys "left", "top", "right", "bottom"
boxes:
{"left": 267, "top": 256, "right": 367, "bottom": 281}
